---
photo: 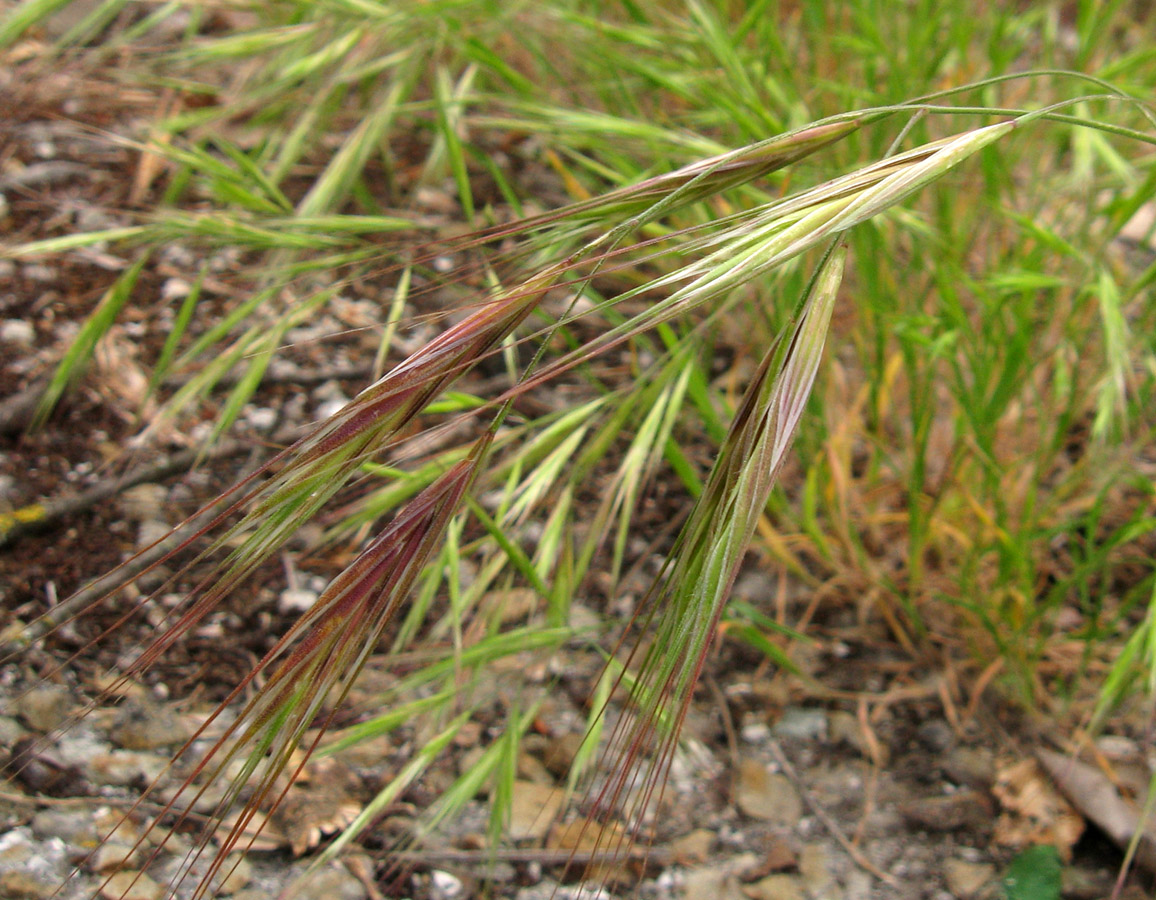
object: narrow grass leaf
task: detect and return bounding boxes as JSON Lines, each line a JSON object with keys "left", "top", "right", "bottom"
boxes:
{"left": 33, "top": 254, "right": 149, "bottom": 428}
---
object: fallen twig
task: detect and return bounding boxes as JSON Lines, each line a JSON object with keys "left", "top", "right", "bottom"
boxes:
{"left": 0, "top": 431, "right": 298, "bottom": 548}
{"left": 766, "top": 735, "right": 900, "bottom": 888}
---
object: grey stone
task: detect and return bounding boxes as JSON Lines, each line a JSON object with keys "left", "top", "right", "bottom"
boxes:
{"left": 917, "top": 720, "right": 954, "bottom": 753}
{"left": 942, "top": 746, "right": 995, "bottom": 791}
{"left": 52, "top": 728, "right": 111, "bottom": 769}
{"left": 773, "top": 708, "right": 828, "bottom": 743}
{"left": 108, "top": 698, "right": 189, "bottom": 750}
{"left": 0, "top": 828, "right": 70, "bottom": 900}
{"left": 84, "top": 749, "right": 169, "bottom": 786}
{"left": 31, "top": 808, "right": 100, "bottom": 846}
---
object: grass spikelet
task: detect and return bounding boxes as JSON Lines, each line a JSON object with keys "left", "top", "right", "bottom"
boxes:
{"left": 574, "top": 245, "right": 847, "bottom": 876}
{"left": 94, "top": 267, "right": 563, "bottom": 682}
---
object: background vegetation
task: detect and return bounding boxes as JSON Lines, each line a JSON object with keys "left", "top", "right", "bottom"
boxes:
{"left": 2, "top": 1, "right": 1155, "bottom": 898}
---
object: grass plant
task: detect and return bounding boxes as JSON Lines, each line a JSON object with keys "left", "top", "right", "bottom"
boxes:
{"left": 1, "top": 2, "right": 1155, "bottom": 898}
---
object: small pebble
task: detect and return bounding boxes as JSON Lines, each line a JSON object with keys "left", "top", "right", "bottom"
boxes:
{"left": 0, "top": 714, "right": 27, "bottom": 745}
{"left": 430, "top": 869, "right": 464, "bottom": 900}
{"left": 942, "top": 746, "right": 995, "bottom": 791}
{"left": 508, "top": 781, "right": 563, "bottom": 840}
{"left": 736, "top": 758, "right": 802, "bottom": 825}
{"left": 99, "top": 871, "right": 163, "bottom": 900}
{"left": 120, "top": 484, "right": 169, "bottom": 522}
{"left": 744, "top": 873, "right": 806, "bottom": 900}
{"left": 741, "top": 718, "right": 771, "bottom": 743}
{"left": 943, "top": 858, "right": 995, "bottom": 899}
{"left": 85, "top": 750, "right": 169, "bottom": 787}
{"left": 669, "top": 828, "right": 714, "bottom": 865}
{"left": 216, "top": 855, "right": 252, "bottom": 896}
{"left": 160, "top": 278, "right": 191, "bottom": 300}
{"left": 917, "top": 719, "right": 954, "bottom": 752}
{"left": 17, "top": 685, "right": 72, "bottom": 732}
{"left": 0, "top": 319, "right": 34, "bottom": 345}
{"left": 315, "top": 397, "right": 349, "bottom": 421}
{"left": 137, "top": 519, "right": 173, "bottom": 548}
{"left": 22, "top": 263, "right": 55, "bottom": 282}
{"left": 899, "top": 791, "right": 993, "bottom": 832}
{"left": 109, "top": 698, "right": 189, "bottom": 750}
{"left": 31, "top": 808, "right": 100, "bottom": 847}
{"left": 283, "top": 865, "right": 368, "bottom": 900}
{"left": 772, "top": 707, "right": 828, "bottom": 742}
{"left": 244, "top": 405, "right": 278, "bottom": 431}
{"left": 798, "top": 844, "right": 837, "bottom": 897}
{"left": 90, "top": 842, "right": 142, "bottom": 874}
{"left": 0, "top": 829, "right": 71, "bottom": 900}
{"left": 279, "top": 588, "right": 319, "bottom": 614}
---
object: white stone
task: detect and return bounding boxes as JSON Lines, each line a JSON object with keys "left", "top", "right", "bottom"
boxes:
{"left": 430, "top": 869, "right": 464, "bottom": 900}
{"left": 279, "top": 588, "right": 318, "bottom": 614}
{"left": 0, "top": 319, "right": 34, "bottom": 345}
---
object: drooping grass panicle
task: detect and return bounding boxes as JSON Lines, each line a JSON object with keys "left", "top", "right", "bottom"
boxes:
{"left": 579, "top": 247, "right": 846, "bottom": 867}
{"left": 103, "top": 433, "right": 494, "bottom": 900}
{"left": 7, "top": 115, "right": 871, "bottom": 898}
{"left": 508, "top": 123, "right": 1015, "bottom": 402}
{"left": 15, "top": 115, "right": 859, "bottom": 662}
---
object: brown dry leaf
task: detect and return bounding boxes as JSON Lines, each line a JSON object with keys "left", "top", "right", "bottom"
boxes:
{"left": 272, "top": 756, "right": 366, "bottom": 856}
{"left": 129, "top": 90, "right": 180, "bottom": 205}
{"left": 90, "top": 326, "right": 155, "bottom": 424}
{"left": 1037, "top": 748, "right": 1156, "bottom": 874}
{"left": 992, "top": 757, "right": 1084, "bottom": 860}
{"left": 216, "top": 809, "right": 286, "bottom": 853}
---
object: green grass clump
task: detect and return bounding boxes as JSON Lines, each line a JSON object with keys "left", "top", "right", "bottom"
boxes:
{"left": 1, "top": 1, "right": 1155, "bottom": 897}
